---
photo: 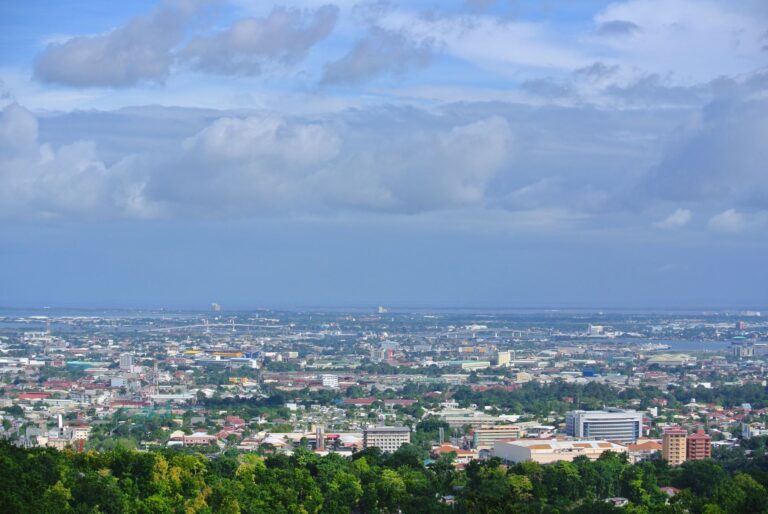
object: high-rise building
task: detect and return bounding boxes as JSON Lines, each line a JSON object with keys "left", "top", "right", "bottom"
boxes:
{"left": 119, "top": 353, "right": 134, "bottom": 371}
{"left": 363, "top": 426, "right": 410, "bottom": 453}
{"left": 686, "top": 429, "right": 711, "bottom": 461}
{"left": 496, "top": 350, "right": 511, "bottom": 367}
{"left": 662, "top": 427, "right": 688, "bottom": 466}
{"left": 565, "top": 409, "right": 643, "bottom": 442}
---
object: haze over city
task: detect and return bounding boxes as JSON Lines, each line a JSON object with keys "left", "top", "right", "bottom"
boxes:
{"left": 4, "top": 3, "right": 768, "bottom": 513}
{"left": 1, "top": 0, "right": 767, "bottom": 308}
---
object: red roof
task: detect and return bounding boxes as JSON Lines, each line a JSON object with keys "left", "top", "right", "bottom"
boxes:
{"left": 18, "top": 392, "right": 49, "bottom": 400}
{"left": 688, "top": 430, "right": 711, "bottom": 440}
{"left": 343, "top": 398, "right": 375, "bottom": 405}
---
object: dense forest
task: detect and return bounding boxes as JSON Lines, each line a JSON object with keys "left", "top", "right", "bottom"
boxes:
{"left": 2, "top": 441, "right": 768, "bottom": 514}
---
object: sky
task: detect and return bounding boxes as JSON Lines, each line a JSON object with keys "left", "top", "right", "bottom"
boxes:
{"left": 0, "top": 0, "right": 767, "bottom": 310}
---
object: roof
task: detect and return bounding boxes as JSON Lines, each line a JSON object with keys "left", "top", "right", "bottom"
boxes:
{"left": 627, "top": 441, "right": 662, "bottom": 452}
{"left": 364, "top": 426, "right": 410, "bottom": 433}
{"left": 497, "top": 439, "right": 626, "bottom": 452}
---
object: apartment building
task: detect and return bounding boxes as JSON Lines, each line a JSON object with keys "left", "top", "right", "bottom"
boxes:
{"left": 662, "top": 427, "right": 688, "bottom": 466}
{"left": 686, "top": 429, "right": 711, "bottom": 461}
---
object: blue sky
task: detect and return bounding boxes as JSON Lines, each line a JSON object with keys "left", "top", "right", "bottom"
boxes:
{"left": 0, "top": 0, "right": 767, "bottom": 309}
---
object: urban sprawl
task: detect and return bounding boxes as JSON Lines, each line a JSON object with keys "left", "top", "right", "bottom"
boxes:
{"left": 1, "top": 307, "right": 768, "bottom": 510}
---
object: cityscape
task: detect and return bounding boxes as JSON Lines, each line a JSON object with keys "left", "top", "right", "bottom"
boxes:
{"left": 2, "top": 0, "right": 768, "bottom": 512}
{"left": 1, "top": 307, "right": 768, "bottom": 511}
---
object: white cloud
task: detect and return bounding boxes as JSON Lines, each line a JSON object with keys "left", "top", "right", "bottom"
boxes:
{"left": 180, "top": 5, "right": 339, "bottom": 75}
{"left": 593, "top": 0, "right": 767, "bottom": 82}
{"left": 654, "top": 208, "right": 691, "bottom": 229}
{"left": 146, "top": 112, "right": 514, "bottom": 216}
{"left": 183, "top": 116, "right": 342, "bottom": 164}
{"left": 708, "top": 208, "right": 768, "bottom": 233}
{"left": 405, "top": 15, "right": 590, "bottom": 73}
{"left": 322, "top": 27, "right": 434, "bottom": 84}
{"left": 0, "top": 103, "right": 158, "bottom": 219}
{"left": 33, "top": 1, "right": 195, "bottom": 87}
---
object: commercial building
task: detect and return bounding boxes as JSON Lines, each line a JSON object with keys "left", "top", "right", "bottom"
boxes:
{"left": 454, "top": 361, "right": 491, "bottom": 371}
{"left": 439, "top": 409, "right": 504, "bottom": 428}
{"left": 647, "top": 354, "right": 695, "bottom": 367}
{"left": 662, "top": 427, "right": 687, "bottom": 466}
{"left": 119, "top": 353, "right": 134, "bottom": 371}
{"left": 492, "top": 439, "right": 627, "bottom": 464}
{"left": 496, "top": 351, "right": 511, "bottom": 367}
{"left": 743, "top": 423, "right": 768, "bottom": 439}
{"left": 472, "top": 424, "right": 522, "bottom": 448}
{"left": 321, "top": 374, "right": 339, "bottom": 389}
{"left": 363, "top": 426, "right": 410, "bottom": 453}
{"left": 565, "top": 409, "right": 643, "bottom": 442}
{"left": 686, "top": 430, "right": 711, "bottom": 461}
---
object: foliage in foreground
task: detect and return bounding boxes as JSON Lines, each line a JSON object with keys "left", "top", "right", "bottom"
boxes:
{"left": 1, "top": 441, "right": 768, "bottom": 514}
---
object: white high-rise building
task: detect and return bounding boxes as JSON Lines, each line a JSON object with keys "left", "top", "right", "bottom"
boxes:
{"left": 565, "top": 409, "right": 643, "bottom": 442}
{"left": 119, "top": 353, "right": 134, "bottom": 371}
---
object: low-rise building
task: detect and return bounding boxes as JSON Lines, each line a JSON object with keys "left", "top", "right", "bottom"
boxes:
{"left": 492, "top": 439, "right": 627, "bottom": 464}
{"left": 472, "top": 424, "right": 522, "bottom": 448}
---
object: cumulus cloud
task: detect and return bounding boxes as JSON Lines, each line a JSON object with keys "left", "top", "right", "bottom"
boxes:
{"left": 5, "top": 77, "right": 764, "bottom": 232}
{"left": 145, "top": 112, "right": 513, "bottom": 216}
{"left": 180, "top": 5, "right": 339, "bottom": 75}
{"left": 654, "top": 208, "right": 691, "bottom": 229}
{"left": 33, "top": 2, "right": 339, "bottom": 86}
{"left": 33, "top": 1, "right": 196, "bottom": 87}
{"left": 708, "top": 209, "right": 747, "bottom": 232}
{"left": 0, "top": 102, "right": 518, "bottom": 219}
{"left": 0, "top": 104, "right": 156, "bottom": 218}
{"left": 639, "top": 94, "right": 768, "bottom": 209}
{"left": 322, "top": 27, "right": 434, "bottom": 84}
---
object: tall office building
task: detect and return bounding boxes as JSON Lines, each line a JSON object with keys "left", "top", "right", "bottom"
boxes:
{"left": 363, "top": 426, "right": 410, "bottom": 453}
{"left": 496, "top": 350, "right": 512, "bottom": 367}
{"left": 686, "top": 430, "right": 711, "bottom": 461}
{"left": 119, "top": 353, "right": 134, "bottom": 371}
{"left": 565, "top": 409, "right": 643, "bottom": 442}
{"left": 662, "top": 427, "right": 688, "bottom": 466}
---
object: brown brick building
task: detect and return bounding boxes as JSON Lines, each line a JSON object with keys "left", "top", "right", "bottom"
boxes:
{"left": 686, "top": 429, "right": 712, "bottom": 461}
